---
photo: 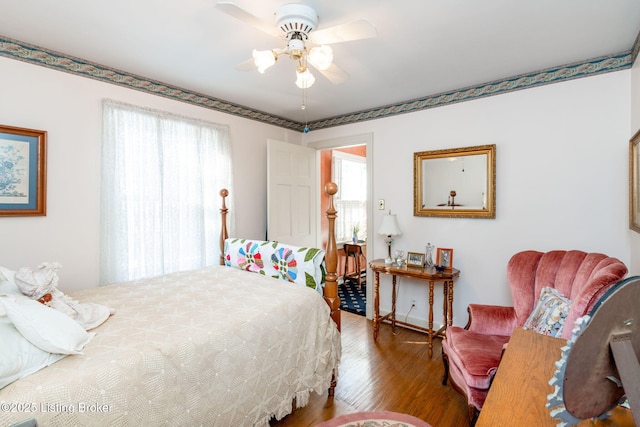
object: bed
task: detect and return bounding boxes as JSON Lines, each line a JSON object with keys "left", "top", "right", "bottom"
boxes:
{"left": 0, "top": 184, "right": 342, "bottom": 427}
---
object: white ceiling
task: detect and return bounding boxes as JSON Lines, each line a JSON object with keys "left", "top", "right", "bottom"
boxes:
{"left": 1, "top": 1, "right": 639, "bottom": 126}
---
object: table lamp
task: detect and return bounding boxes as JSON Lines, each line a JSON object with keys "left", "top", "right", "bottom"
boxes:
{"left": 377, "top": 211, "right": 402, "bottom": 264}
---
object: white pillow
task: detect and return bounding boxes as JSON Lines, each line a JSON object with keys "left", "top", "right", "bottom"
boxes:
{"left": 0, "top": 322, "right": 65, "bottom": 389}
{"left": 0, "top": 266, "right": 20, "bottom": 295}
{"left": 0, "top": 295, "right": 92, "bottom": 354}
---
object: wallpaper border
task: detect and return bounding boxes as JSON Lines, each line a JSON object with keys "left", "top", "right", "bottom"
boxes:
{"left": 308, "top": 52, "right": 633, "bottom": 131}
{"left": 0, "top": 35, "right": 637, "bottom": 133}
{"left": 0, "top": 36, "right": 301, "bottom": 131}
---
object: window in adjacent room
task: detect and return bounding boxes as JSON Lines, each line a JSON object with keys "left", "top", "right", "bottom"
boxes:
{"left": 100, "top": 99, "right": 233, "bottom": 285}
{"left": 332, "top": 149, "right": 366, "bottom": 243}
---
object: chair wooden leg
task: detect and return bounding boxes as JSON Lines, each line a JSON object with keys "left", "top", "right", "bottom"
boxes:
{"left": 468, "top": 405, "right": 479, "bottom": 426}
{"left": 328, "top": 372, "right": 336, "bottom": 396}
{"left": 442, "top": 348, "right": 450, "bottom": 385}
{"left": 342, "top": 254, "right": 348, "bottom": 285}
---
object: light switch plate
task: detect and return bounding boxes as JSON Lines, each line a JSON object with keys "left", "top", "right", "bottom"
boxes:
{"left": 378, "top": 199, "right": 385, "bottom": 210}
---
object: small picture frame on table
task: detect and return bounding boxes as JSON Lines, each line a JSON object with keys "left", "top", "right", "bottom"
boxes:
{"left": 406, "top": 251, "right": 425, "bottom": 267}
{"left": 436, "top": 248, "right": 454, "bottom": 270}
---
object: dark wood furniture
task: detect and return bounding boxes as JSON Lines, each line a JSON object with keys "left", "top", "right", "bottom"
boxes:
{"left": 342, "top": 243, "right": 366, "bottom": 289}
{"left": 369, "top": 259, "right": 460, "bottom": 358}
{"left": 476, "top": 328, "right": 634, "bottom": 426}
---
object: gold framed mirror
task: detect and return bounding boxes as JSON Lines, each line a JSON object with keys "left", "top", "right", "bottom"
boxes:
{"left": 630, "top": 130, "right": 640, "bottom": 232}
{"left": 414, "top": 144, "right": 496, "bottom": 218}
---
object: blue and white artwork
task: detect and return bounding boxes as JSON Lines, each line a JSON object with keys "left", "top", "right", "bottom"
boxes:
{"left": 0, "top": 138, "right": 30, "bottom": 204}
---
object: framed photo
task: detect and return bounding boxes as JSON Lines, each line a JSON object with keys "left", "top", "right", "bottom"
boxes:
{"left": 0, "top": 125, "right": 47, "bottom": 216}
{"left": 436, "top": 248, "right": 454, "bottom": 270}
{"left": 630, "top": 129, "right": 640, "bottom": 232}
{"left": 407, "top": 251, "right": 425, "bottom": 267}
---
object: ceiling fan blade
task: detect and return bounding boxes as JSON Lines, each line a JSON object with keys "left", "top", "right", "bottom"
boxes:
{"left": 310, "top": 18, "right": 377, "bottom": 44}
{"left": 235, "top": 57, "right": 257, "bottom": 72}
{"left": 315, "top": 62, "right": 349, "bottom": 85}
{"left": 216, "top": 2, "right": 281, "bottom": 39}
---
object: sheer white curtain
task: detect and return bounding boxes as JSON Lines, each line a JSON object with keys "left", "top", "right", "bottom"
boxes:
{"left": 332, "top": 150, "right": 367, "bottom": 242}
{"left": 101, "top": 99, "right": 234, "bottom": 285}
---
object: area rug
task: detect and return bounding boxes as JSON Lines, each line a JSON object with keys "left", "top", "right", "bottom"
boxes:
{"left": 338, "top": 278, "right": 366, "bottom": 316}
{"left": 315, "top": 411, "right": 432, "bottom": 427}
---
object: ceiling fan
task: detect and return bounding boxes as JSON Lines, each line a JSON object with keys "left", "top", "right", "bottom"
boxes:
{"left": 216, "top": 2, "right": 377, "bottom": 89}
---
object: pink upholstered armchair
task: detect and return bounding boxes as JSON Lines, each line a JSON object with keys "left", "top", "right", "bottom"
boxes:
{"left": 441, "top": 250, "right": 627, "bottom": 425}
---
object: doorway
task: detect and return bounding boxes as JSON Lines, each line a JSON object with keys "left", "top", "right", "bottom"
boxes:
{"left": 325, "top": 147, "right": 367, "bottom": 316}
{"left": 309, "top": 133, "right": 373, "bottom": 319}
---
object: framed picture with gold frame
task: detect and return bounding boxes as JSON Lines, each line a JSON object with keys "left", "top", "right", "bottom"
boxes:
{"left": 630, "top": 129, "right": 640, "bottom": 232}
{"left": 0, "top": 125, "right": 47, "bottom": 216}
{"left": 406, "top": 251, "right": 425, "bottom": 267}
{"left": 436, "top": 248, "right": 454, "bottom": 270}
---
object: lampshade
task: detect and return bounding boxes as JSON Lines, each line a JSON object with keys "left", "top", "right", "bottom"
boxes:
{"left": 252, "top": 49, "right": 276, "bottom": 74}
{"left": 377, "top": 213, "right": 402, "bottom": 237}
{"left": 295, "top": 68, "right": 315, "bottom": 89}
{"left": 308, "top": 45, "right": 333, "bottom": 70}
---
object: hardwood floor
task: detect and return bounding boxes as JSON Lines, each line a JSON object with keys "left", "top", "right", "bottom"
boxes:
{"left": 271, "top": 311, "right": 470, "bottom": 427}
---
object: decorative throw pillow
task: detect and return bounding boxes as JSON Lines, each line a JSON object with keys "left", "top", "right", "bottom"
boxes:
{"left": 523, "top": 287, "right": 572, "bottom": 337}
{"left": 224, "top": 238, "right": 325, "bottom": 292}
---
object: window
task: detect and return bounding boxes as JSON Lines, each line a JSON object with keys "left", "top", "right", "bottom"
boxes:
{"left": 100, "top": 99, "right": 233, "bottom": 285}
{"left": 332, "top": 150, "right": 366, "bottom": 242}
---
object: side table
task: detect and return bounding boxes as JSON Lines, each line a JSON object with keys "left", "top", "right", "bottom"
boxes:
{"left": 369, "top": 258, "right": 460, "bottom": 358}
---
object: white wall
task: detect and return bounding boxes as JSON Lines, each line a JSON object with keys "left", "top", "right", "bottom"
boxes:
{"left": 0, "top": 57, "right": 301, "bottom": 291}
{"left": 306, "top": 71, "right": 631, "bottom": 327}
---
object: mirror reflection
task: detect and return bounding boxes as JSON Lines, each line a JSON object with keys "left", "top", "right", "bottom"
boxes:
{"left": 414, "top": 145, "right": 496, "bottom": 218}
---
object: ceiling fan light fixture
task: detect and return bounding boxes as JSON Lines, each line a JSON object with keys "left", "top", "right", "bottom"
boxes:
{"left": 275, "top": 4, "right": 318, "bottom": 39}
{"left": 295, "top": 68, "right": 315, "bottom": 89}
{"left": 252, "top": 49, "right": 276, "bottom": 73}
{"left": 308, "top": 45, "right": 333, "bottom": 70}
{"left": 220, "top": 2, "right": 376, "bottom": 93}
{"left": 287, "top": 35, "right": 305, "bottom": 60}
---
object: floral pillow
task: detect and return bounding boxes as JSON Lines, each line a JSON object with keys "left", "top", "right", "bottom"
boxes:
{"left": 224, "top": 239, "right": 325, "bottom": 292}
{"left": 523, "top": 287, "right": 572, "bottom": 337}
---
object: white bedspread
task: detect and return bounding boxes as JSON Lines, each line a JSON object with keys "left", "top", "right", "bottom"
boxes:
{"left": 0, "top": 266, "right": 341, "bottom": 426}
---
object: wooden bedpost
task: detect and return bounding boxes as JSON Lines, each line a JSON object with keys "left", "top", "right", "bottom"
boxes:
{"left": 219, "top": 188, "right": 229, "bottom": 266}
{"left": 324, "top": 182, "right": 341, "bottom": 332}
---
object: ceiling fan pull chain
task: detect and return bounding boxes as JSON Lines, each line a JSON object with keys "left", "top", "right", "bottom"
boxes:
{"left": 301, "top": 86, "right": 307, "bottom": 110}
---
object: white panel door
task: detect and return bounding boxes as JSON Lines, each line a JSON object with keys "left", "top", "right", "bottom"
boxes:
{"left": 267, "top": 139, "right": 318, "bottom": 247}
